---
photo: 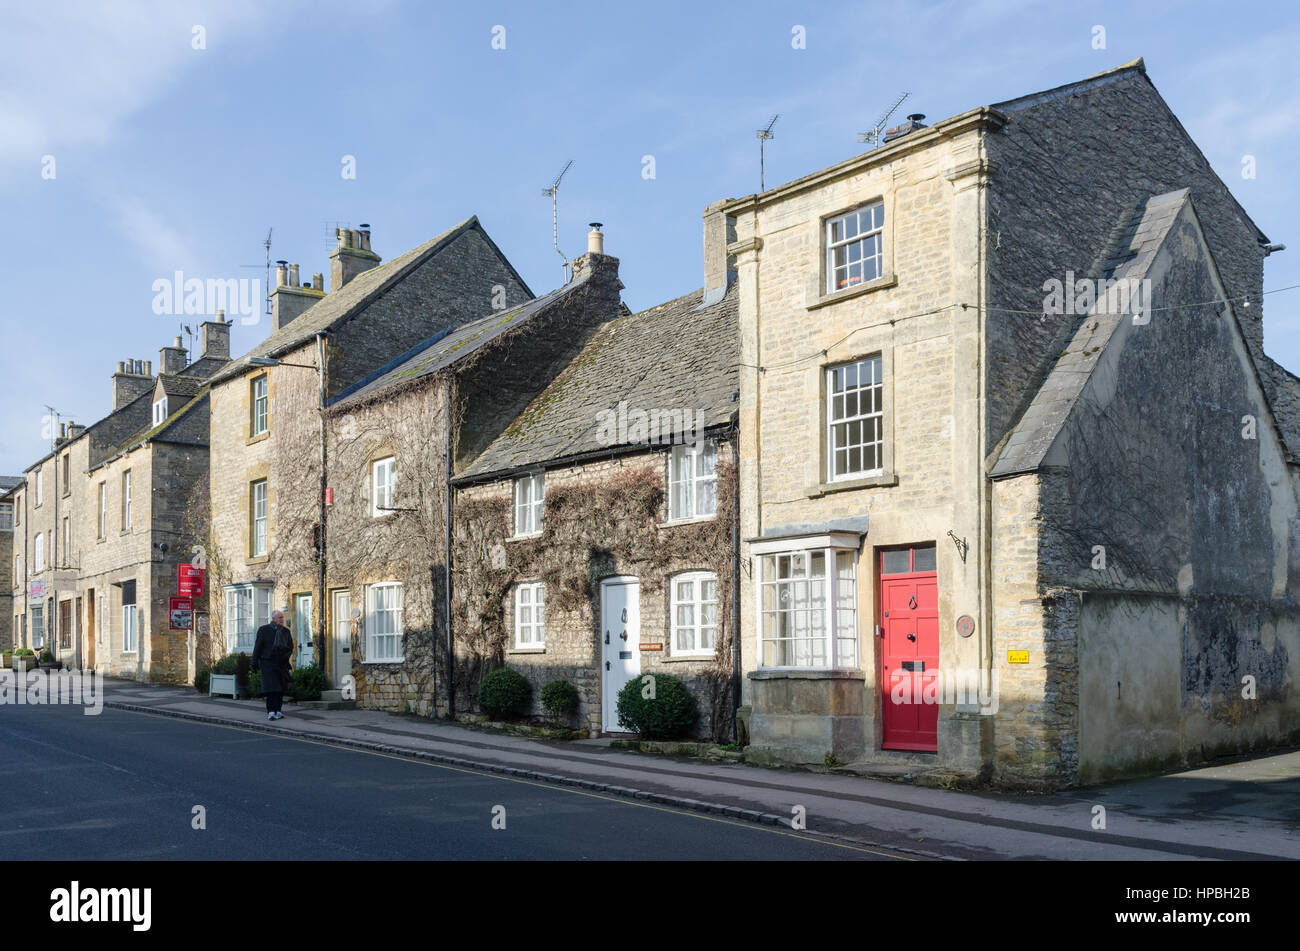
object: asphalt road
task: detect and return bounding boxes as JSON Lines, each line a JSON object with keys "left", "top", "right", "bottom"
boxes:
{"left": 0, "top": 703, "right": 910, "bottom": 861}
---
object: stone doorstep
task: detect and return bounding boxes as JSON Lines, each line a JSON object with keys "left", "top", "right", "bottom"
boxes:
{"left": 833, "top": 761, "right": 980, "bottom": 790}
{"left": 295, "top": 699, "right": 358, "bottom": 711}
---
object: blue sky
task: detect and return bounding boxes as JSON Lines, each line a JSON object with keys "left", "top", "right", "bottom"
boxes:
{"left": 1, "top": 0, "right": 1297, "bottom": 475}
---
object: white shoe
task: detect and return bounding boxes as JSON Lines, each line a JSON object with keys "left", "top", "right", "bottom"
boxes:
{"left": 273, "top": 711, "right": 284, "bottom": 720}
{"left": 266, "top": 712, "right": 275, "bottom": 720}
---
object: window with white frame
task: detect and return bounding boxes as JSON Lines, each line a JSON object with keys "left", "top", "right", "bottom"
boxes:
{"left": 671, "top": 572, "right": 718, "bottom": 656}
{"left": 827, "top": 356, "right": 884, "bottom": 481}
{"left": 251, "top": 376, "right": 268, "bottom": 436}
{"left": 122, "top": 470, "right": 132, "bottom": 529}
{"left": 365, "top": 583, "right": 404, "bottom": 662}
{"left": 97, "top": 482, "right": 107, "bottom": 539}
{"left": 225, "top": 583, "right": 272, "bottom": 653}
{"left": 668, "top": 441, "right": 718, "bottom": 520}
{"left": 61, "top": 517, "right": 69, "bottom": 563}
{"left": 757, "top": 546, "right": 858, "bottom": 668}
{"left": 122, "top": 601, "right": 138, "bottom": 654}
{"left": 371, "top": 457, "right": 396, "bottom": 516}
{"left": 825, "top": 201, "right": 884, "bottom": 292}
{"left": 514, "top": 583, "right": 545, "bottom": 647}
{"left": 152, "top": 398, "right": 168, "bottom": 426}
{"left": 514, "top": 472, "right": 544, "bottom": 536}
{"left": 33, "top": 532, "right": 44, "bottom": 572}
{"left": 251, "top": 479, "right": 268, "bottom": 556}
{"left": 0, "top": 502, "right": 11, "bottom": 531}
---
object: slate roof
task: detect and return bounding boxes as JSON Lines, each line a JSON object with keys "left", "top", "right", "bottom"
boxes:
{"left": 0, "top": 476, "right": 23, "bottom": 494}
{"left": 330, "top": 278, "right": 586, "bottom": 408}
{"left": 457, "top": 284, "right": 739, "bottom": 480}
{"left": 990, "top": 189, "right": 1190, "bottom": 477}
{"left": 211, "top": 217, "right": 529, "bottom": 384}
{"left": 158, "top": 374, "right": 203, "bottom": 400}
{"left": 1256, "top": 356, "right": 1300, "bottom": 463}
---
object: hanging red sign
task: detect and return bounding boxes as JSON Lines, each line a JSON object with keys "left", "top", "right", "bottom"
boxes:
{"left": 178, "top": 564, "right": 205, "bottom": 597}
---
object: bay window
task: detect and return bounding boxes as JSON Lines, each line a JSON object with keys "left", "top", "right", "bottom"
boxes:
{"left": 756, "top": 541, "right": 859, "bottom": 668}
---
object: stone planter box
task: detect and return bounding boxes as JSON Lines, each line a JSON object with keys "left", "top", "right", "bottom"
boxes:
{"left": 12, "top": 657, "right": 38, "bottom": 673}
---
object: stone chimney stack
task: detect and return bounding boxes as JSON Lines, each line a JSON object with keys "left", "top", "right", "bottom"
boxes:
{"left": 160, "top": 335, "right": 188, "bottom": 375}
{"left": 202, "top": 310, "right": 231, "bottom": 361}
{"left": 112, "top": 359, "right": 154, "bottom": 409}
{"left": 329, "top": 224, "right": 381, "bottom": 291}
{"left": 271, "top": 258, "right": 325, "bottom": 332}
{"left": 570, "top": 224, "right": 622, "bottom": 288}
{"left": 701, "top": 199, "right": 737, "bottom": 307}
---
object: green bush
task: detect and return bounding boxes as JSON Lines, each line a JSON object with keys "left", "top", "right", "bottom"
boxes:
{"left": 478, "top": 668, "right": 532, "bottom": 720}
{"left": 247, "top": 668, "right": 262, "bottom": 697}
{"left": 541, "top": 679, "right": 580, "bottom": 718}
{"left": 616, "top": 673, "right": 698, "bottom": 739}
{"left": 39, "top": 648, "right": 55, "bottom": 663}
{"left": 212, "top": 655, "right": 240, "bottom": 676}
{"left": 291, "top": 664, "right": 326, "bottom": 701}
{"left": 14, "top": 648, "right": 35, "bottom": 657}
{"left": 194, "top": 668, "right": 211, "bottom": 694}
{"left": 236, "top": 652, "right": 251, "bottom": 688}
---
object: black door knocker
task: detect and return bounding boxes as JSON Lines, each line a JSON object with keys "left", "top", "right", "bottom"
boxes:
{"left": 909, "top": 595, "right": 917, "bottom": 610}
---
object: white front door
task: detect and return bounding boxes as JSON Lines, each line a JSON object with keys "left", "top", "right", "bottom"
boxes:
{"left": 331, "top": 590, "right": 351, "bottom": 688}
{"left": 294, "top": 594, "right": 314, "bottom": 668}
{"left": 600, "top": 578, "right": 641, "bottom": 732}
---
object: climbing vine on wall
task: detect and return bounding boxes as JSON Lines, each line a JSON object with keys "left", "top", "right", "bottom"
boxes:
{"left": 451, "top": 454, "right": 738, "bottom": 740}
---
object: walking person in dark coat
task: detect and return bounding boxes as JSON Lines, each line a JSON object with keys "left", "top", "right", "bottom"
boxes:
{"left": 251, "top": 610, "right": 294, "bottom": 720}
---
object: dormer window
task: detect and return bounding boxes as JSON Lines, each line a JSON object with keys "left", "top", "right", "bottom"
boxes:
{"left": 152, "top": 397, "right": 168, "bottom": 426}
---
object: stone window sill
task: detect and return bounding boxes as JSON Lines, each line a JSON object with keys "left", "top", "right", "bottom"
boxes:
{"left": 507, "top": 532, "right": 543, "bottom": 543}
{"left": 246, "top": 431, "right": 270, "bottom": 446}
{"left": 806, "top": 471, "right": 898, "bottom": 497}
{"left": 657, "top": 514, "right": 717, "bottom": 530}
{"left": 362, "top": 658, "right": 404, "bottom": 665}
{"left": 508, "top": 647, "right": 546, "bottom": 655}
{"left": 806, "top": 273, "right": 897, "bottom": 310}
{"left": 662, "top": 653, "right": 712, "bottom": 663}
{"left": 246, "top": 555, "right": 270, "bottom": 566}
{"left": 748, "top": 668, "right": 865, "bottom": 681}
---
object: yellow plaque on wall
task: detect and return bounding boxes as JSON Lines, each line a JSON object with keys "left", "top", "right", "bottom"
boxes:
{"left": 1007, "top": 650, "right": 1029, "bottom": 664}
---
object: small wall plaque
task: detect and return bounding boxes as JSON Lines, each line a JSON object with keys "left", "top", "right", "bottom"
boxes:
{"left": 956, "top": 614, "right": 975, "bottom": 637}
{"left": 1007, "top": 650, "right": 1029, "bottom": 664}
{"left": 639, "top": 643, "right": 663, "bottom": 652}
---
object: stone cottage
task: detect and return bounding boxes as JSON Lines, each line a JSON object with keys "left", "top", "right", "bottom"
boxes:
{"left": 0, "top": 476, "right": 23, "bottom": 651}
{"left": 724, "top": 58, "right": 1300, "bottom": 786}
{"left": 77, "top": 324, "right": 230, "bottom": 682}
{"left": 205, "top": 219, "right": 532, "bottom": 677}
{"left": 322, "top": 235, "right": 624, "bottom": 714}
{"left": 450, "top": 227, "right": 739, "bottom": 739}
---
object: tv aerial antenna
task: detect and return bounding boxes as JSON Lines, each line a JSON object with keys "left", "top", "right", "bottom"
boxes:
{"left": 541, "top": 160, "right": 574, "bottom": 284}
{"left": 239, "top": 228, "right": 273, "bottom": 316}
{"left": 756, "top": 114, "right": 779, "bottom": 192}
{"left": 858, "top": 92, "right": 910, "bottom": 148}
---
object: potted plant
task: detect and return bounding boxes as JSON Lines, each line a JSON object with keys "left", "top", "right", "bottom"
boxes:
{"left": 38, "top": 648, "right": 58, "bottom": 670}
{"left": 13, "top": 648, "right": 37, "bottom": 672}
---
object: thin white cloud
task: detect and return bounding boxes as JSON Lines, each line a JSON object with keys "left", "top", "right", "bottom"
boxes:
{"left": 0, "top": 1, "right": 277, "bottom": 177}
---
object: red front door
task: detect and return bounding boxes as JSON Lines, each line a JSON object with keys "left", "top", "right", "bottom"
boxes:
{"left": 880, "top": 550, "right": 938, "bottom": 751}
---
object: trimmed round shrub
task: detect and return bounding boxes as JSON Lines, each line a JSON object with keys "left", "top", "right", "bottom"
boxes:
{"left": 14, "top": 648, "right": 36, "bottom": 657}
{"left": 541, "top": 679, "right": 580, "bottom": 718}
{"left": 478, "top": 667, "right": 532, "bottom": 720}
{"left": 194, "top": 668, "right": 211, "bottom": 694}
{"left": 616, "top": 673, "right": 698, "bottom": 739}
{"left": 291, "top": 664, "right": 326, "bottom": 701}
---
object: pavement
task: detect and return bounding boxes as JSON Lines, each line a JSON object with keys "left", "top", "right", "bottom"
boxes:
{"left": 96, "top": 679, "right": 1300, "bottom": 860}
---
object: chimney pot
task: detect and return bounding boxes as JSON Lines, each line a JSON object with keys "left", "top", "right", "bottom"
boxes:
{"left": 144, "top": 360, "right": 152, "bottom": 376}
{"left": 117, "top": 361, "right": 125, "bottom": 373}
{"left": 289, "top": 263, "right": 300, "bottom": 287}
{"left": 587, "top": 222, "right": 605, "bottom": 256}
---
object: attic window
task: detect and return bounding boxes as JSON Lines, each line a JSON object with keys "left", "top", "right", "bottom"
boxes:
{"left": 152, "top": 397, "right": 168, "bottom": 426}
